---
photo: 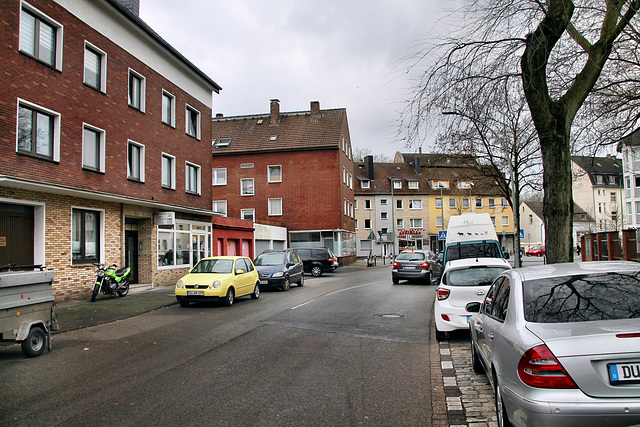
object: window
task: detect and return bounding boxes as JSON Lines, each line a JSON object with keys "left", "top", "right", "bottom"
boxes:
{"left": 502, "top": 216, "right": 509, "bottom": 226}
{"left": 381, "top": 199, "right": 388, "bottom": 205}
{"left": 435, "top": 198, "right": 442, "bottom": 209}
{"left": 82, "top": 124, "right": 105, "bottom": 172}
{"left": 396, "top": 199, "right": 403, "bottom": 209}
{"left": 185, "top": 162, "right": 201, "bottom": 195}
{"left": 529, "top": 214, "right": 533, "bottom": 224}
{"left": 381, "top": 212, "right": 388, "bottom": 219}
{"left": 212, "top": 168, "right": 227, "bottom": 185}
{"left": 72, "top": 208, "right": 100, "bottom": 264}
{"left": 409, "top": 199, "right": 422, "bottom": 209}
{"left": 17, "top": 100, "right": 60, "bottom": 161}
{"left": 127, "top": 141, "right": 145, "bottom": 182}
{"left": 269, "top": 198, "right": 283, "bottom": 216}
{"left": 364, "top": 199, "right": 372, "bottom": 209}
{"left": 161, "top": 153, "right": 175, "bottom": 189}
{"left": 393, "top": 180, "right": 402, "bottom": 189}
{"left": 463, "top": 198, "right": 470, "bottom": 209}
{"left": 397, "top": 219, "right": 404, "bottom": 229}
{"left": 450, "top": 198, "right": 457, "bottom": 208}
{"left": 436, "top": 217, "right": 443, "bottom": 227}
{"left": 476, "top": 198, "right": 483, "bottom": 209}
{"left": 636, "top": 201, "right": 640, "bottom": 223}
{"left": 185, "top": 104, "right": 200, "bottom": 139}
{"left": 410, "top": 218, "right": 423, "bottom": 228}
{"left": 128, "top": 69, "right": 145, "bottom": 112}
{"left": 491, "top": 216, "right": 496, "bottom": 226}
{"left": 459, "top": 181, "right": 471, "bottom": 189}
{"left": 212, "top": 201, "right": 227, "bottom": 217}
{"left": 84, "top": 42, "right": 106, "bottom": 91}
{"left": 241, "top": 178, "right": 254, "bottom": 196}
{"left": 611, "top": 192, "right": 617, "bottom": 203}
{"left": 627, "top": 202, "right": 632, "bottom": 225}
{"left": 502, "top": 198, "right": 508, "bottom": 208}
{"left": 214, "top": 138, "right": 231, "bottom": 148}
{"left": 241, "top": 209, "right": 255, "bottom": 221}
{"left": 432, "top": 180, "right": 448, "bottom": 188}
{"left": 408, "top": 181, "right": 419, "bottom": 190}
{"left": 361, "top": 180, "right": 370, "bottom": 189}
{"left": 596, "top": 175, "right": 604, "bottom": 184}
{"left": 355, "top": 219, "right": 359, "bottom": 229}
{"left": 19, "top": 5, "right": 62, "bottom": 69}
{"left": 354, "top": 199, "right": 358, "bottom": 210}
{"left": 268, "top": 165, "right": 282, "bottom": 183}
{"left": 240, "top": 163, "right": 254, "bottom": 169}
{"left": 162, "top": 91, "right": 175, "bottom": 127}
{"left": 489, "top": 199, "right": 496, "bottom": 208}
{"left": 364, "top": 218, "right": 372, "bottom": 229}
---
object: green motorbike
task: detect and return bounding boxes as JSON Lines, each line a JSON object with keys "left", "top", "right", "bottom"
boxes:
{"left": 91, "top": 263, "right": 131, "bottom": 302}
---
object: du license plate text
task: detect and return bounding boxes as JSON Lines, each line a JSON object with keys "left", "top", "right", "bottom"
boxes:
{"left": 608, "top": 362, "right": 640, "bottom": 384}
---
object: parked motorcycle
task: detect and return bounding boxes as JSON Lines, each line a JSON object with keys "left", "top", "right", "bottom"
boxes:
{"left": 91, "top": 263, "right": 131, "bottom": 302}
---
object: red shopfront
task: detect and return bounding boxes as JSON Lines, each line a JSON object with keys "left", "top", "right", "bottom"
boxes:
{"left": 211, "top": 217, "right": 255, "bottom": 259}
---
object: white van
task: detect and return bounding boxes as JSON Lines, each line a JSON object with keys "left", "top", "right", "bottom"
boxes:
{"left": 443, "top": 213, "right": 506, "bottom": 265}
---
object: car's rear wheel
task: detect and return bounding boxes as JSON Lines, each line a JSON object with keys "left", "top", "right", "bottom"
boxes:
{"left": 424, "top": 272, "right": 432, "bottom": 285}
{"left": 224, "top": 288, "right": 235, "bottom": 307}
{"left": 297, "top": 274, "right": 304, "bottom": 287}
{"left": 471, "top": 342, "right": 484, "bottom": 374}
{"left": 281, "top": 276, "right": 290, "bottom": 291}
{"left": 392, "top": 276, "right": 399, "bottom": 284}
{"left": 494, "top": 375, "right": 512, "bottom": 427}
{"left": 311, "top": 265, "right": 322, "bottom": 277}
{"left": 251, "top": 283, "right": 260, "bottom": 299}
{"left": 435, "top": 328, "right": 447, "bottom": 342}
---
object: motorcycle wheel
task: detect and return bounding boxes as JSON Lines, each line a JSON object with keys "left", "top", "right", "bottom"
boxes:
{"left": 117, "top": 280, "right": 130, "bottom": 297}
{"left": 91, "top": 283, "right": 100, "bottom": 302}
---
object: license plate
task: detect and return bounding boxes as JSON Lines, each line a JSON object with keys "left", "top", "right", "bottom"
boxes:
{"left": 260, "top": 280, "right": 268, "bottom": 285}
{"left": 608, "top": 362, "right": 640, "bottom": 384}
{"left": 187, "top": 290, "right": 204, "bottom": 296}
{"left": 403, "top": 266, "right": 416, "bottom": 270}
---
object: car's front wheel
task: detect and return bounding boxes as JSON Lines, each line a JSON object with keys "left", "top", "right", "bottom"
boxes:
{"left": 224, "top": 288, "right": 235, "bottom": 307}
{"left": 281, "top": 276, "right": 290, "bottom": 292}
{"left": 251, "top": 282, "right": 260, "bottom": 299}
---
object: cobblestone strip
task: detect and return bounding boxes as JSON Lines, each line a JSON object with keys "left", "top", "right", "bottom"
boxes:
{"left": 449, "top": 341, "right": 498, "bottom": 427}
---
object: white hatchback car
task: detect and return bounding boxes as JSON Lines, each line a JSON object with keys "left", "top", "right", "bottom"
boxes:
{"left": 434, "top": 257, "right": 511, "bottom": 341}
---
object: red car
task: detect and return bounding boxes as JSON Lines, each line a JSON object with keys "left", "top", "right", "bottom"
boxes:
{"left": 525, "top": 245, "right": 546, "bottom": 256}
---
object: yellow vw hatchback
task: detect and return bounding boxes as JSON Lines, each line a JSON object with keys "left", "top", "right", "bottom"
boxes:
{"left": 175, "top": 256, "right": 260, "bottom": 307}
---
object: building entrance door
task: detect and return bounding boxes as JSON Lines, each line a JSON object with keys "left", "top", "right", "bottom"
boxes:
{"left": 0, "top": 203, "right": 34, "bottom": 266}
{"left": 125, "top": 230, "right": 139, "bottom": 284}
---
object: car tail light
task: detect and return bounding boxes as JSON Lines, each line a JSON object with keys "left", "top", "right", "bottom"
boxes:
{"left": 441, "top": 314, "right": 451, "bottom": 321}
{"left": 393, "top": 262, "right": 400, "bottom": 268}
{"left": 518, "top": 344, "right": 577, "bottom": 388}
{"left": 419, "top": 262, "right": 430, "bottom": 269}
{"left": 436, "top": 287, "right": 450, "bottom": 301}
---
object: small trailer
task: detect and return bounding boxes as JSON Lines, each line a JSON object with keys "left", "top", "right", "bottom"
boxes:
{"left": 0, "top": 266, "right": 57, "bottom": 357}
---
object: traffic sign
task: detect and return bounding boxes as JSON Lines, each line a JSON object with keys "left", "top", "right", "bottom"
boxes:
{"left": 519, "top": 229, "right": 525, "bottom": 239}
{"left": 438, "top": 230, "right": 447, "bottom": 240}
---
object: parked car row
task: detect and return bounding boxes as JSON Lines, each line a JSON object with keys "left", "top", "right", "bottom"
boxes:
{"left": 174, "top": 247, "right": 338, "bottom": 307}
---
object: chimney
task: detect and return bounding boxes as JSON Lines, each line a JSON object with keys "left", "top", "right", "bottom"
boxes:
{"left": 410, "top": 157, "right": 421, "bottom": 174}
{"left": 215, "top": 113, "right": 223, "bottom": 118}
{"left": 364, "top": 155, "right": 374, "bottom": 180}
{"left": 310, "top": 101, "right": 320, "bottom": 118}
{"left": 270, "top": 99, "right": 280, "bottom": 126}
{"left": 116, "top": 0, "right": 140, "bottom": 16}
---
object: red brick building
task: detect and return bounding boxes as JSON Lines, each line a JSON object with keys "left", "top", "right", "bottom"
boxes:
{"left": 211, "top": 100, "right": 356, "bottom": 264}
{"left": 0, "top": 0, "right": 221, "bottom": 299}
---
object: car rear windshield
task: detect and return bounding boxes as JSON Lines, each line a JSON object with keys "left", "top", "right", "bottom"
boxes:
{"left": 447, "top": 266, "right": 509, "bottom": 287}
{"left": 192, "top": 259, "right": 233, "bottom": 274}
{"left": 445, "top": 242, "right": 502, "bottom": 263}
{"left": 396, "top": 252, "right": 426, "bottom": 261}
{"left": 254, "top": 253, "right": 287, "bottom": 266}
{"left": 523, "top": 271, "right": 640, "bottom": 323}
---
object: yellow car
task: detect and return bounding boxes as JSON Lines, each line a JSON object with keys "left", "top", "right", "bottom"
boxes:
{"left": 175, "top": 256, "right": 260, "bottom": 307}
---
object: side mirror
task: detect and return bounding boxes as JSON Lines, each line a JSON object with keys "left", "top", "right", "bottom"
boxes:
{"left": 286, "top": 262, "right": 294, "bottom": 268}
{"left": 236, "top": 269, "right": 245, "bottom": 275}
{"left": 466, "top": 302, "right": 481, "bottom": 313}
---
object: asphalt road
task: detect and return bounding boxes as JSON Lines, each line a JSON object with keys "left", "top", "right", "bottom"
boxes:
{"left": 0, "top": 266, "right": 440, "bottom": 426}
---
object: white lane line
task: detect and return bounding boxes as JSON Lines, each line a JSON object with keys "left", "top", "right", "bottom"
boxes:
{"left": 290, "top": 281, "right": 386, "bottom": 310}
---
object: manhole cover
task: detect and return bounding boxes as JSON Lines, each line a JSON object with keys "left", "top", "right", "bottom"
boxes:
{"left": 376, "top": 314, "right": 406, "bottom": 319}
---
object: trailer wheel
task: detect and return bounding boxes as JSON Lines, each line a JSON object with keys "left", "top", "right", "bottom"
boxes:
{"left": 21, "top": 326, "right": 46, "bottom": 357}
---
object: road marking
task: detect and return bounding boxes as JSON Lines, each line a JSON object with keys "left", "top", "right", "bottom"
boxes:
{"left": 290, "top": 281, "right": 385, "bottom": 310}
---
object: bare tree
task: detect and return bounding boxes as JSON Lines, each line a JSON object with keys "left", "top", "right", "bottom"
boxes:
{"left": 400, "top": 0, "right": 640, "bottom": 263}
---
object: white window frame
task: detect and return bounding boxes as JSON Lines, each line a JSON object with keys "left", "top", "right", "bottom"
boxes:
{"left": 241, "top": 178, "right": 254, "bottom": 196}
{"left": 502, "top": 216, "right": 509, "bottom": 227}
{"left": 162, "top": 90, "right": 176, "bottom": 127}
{"left": 435, "top": 198, "right": 442, "bottom": 209}
{"left": 364, "top": 199, "right": 372, "bottom": 210}
{"left": 396, "top": 199, "right": 403, "bottom": 209}
{"left": 410, "top": 218, "right": 423, "bottom": 229}
{"left": 381, "top": 212, "right": 388, "bottom": 220}
{"left": 83, "top": 41, "right": 106, "bottom": 92}
{"left": 361, "top": 180, "right": 370, "bottom": 189}
{"left": 409, "top": 199, "right": 422, "bottom": 210}
{"left": 397, "top": 218, "right": 404, "bottom": 229}
{"left": 19, "top": 3, "right": 64, "bottom": 70}
{"left": 393, "top": 180, "right": 402, "bottom": 190}
{"left": 127, "top": 140, "right": 145, "bottom": 182}
{"left": 82, "top": 123, "right": 105, "bottom": 172}
{"left": 212, "top": 168, "right": 227, "bottom": 186}
{"left": 364, "top": 218, "right": 372, "bottom": 229}
{"left": 408, "top": 181, "right": 419, "bottom": 190}
{"left": 436, "top": 217, "right": 443, "bottom": 227}
{"left": 185, "top": 104, "right": 201, "bottom": 139}
{"left": 185, "top": 162, "right": 201, "bottom": 195}
{"left": 489, "top": 199, "right": 496, "bottom": 208}
{"left": 128, "top": 68, "right": 146, "bottom": 112}
{"left": 16, "top": 98, "right": 61, "bottom": 162}
{"left": 476, "top": 198, "right": 483, "bottom": 209}
{"left": 449, "top": 198, "right": 457, "bottom": 208}
{"left": 268, "top": 165, "right": 282, "bottom": 183}
{"left": 241, "top": 209, "right": 255, "bottom": 222}
{"left": 269, "top": 198, "right": 283, "bottom": 216}
{"left": 161, "top": 153, "right": 175, "bottom": 190}
{"left": 463, "top": 198, "right": 470, "bottom": 209}
{"left": 212, "top": 200, "right": 227, "bottom": 217}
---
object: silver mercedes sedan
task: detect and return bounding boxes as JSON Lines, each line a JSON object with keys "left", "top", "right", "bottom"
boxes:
{"left": 467, "top": 261, "right": 640, "bottom": 427}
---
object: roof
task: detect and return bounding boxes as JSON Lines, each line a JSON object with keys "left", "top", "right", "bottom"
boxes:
{"left": 572, "top": 155, "right": 622, "bottom": 176}
{"left": 617, "top": 127, "right": 640, "bottom": 151}
{"left": 211, "top": 108, "right": 347, "bottom": 154}
{"left": 105, "top": 0, "right": 221, "bottom": 93}
{"left": 354, "top": 160, "right": 504, "bottom": 196}
{"left": 523, "top": 201, "right": 594, "bottom": 224}
{"left": 395, "top": 152, "right": 479, "bottom": 168}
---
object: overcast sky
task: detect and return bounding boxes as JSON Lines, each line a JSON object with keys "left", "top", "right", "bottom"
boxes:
{"left": 139, "top": 1, "right": 447, "bottom": 159}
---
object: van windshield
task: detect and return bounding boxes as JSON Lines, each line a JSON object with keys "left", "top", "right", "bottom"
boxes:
{"left": 445, "top": 242, "right": 502, "bottom": 263}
